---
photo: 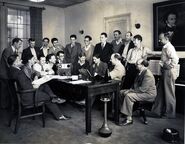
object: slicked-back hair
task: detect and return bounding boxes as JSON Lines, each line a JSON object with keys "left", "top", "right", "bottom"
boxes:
{"left": 28, "top": 38, "right": 35, "bottom": 43}
{"left": 70, "top": 34, "right": 77, "bottom": 39}
{"left": 133, "top": 34, "right": 142, "bottom": 42}
{"left": 101, "top": 32, "right": 107, "bottom": 38}
{"left": 12, "top": 38, "right": 22, "bottom": 45}
{"left": 56, "top": 51, "right": 64, "bottom": 56}
{"left": 114, "top": 30, "right": 121, "bottom": 35}
{"left": 51, "top": 38, "right": 58, "bottom": 44}
{"left": 113, "top": 53, "right": 122, "bottom": 61}
{"left": 46, "top": 53, "right": 55, "bottom": 62}
{"left": 85, "top": 35, "right": 92, "bottom": 41}
{"left": 7, "top": 54, "right": 18, "bottom": 66}
{"left": 43, "top": 37, "right": 50, "bottom": 43}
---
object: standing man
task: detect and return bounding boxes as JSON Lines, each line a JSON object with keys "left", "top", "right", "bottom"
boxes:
{"left": 22, "top": 38, "right": 40, "bottom": 62}
{"left": 93, "top": 32, "right": 113, "bottom": 64}
{"left": 123, "top": 34, "right": 151, "bottom": 89}
{"left": 0, "top": 38, "right": 22, "bottom": 108}
{"left": 111, "top": 30, "right": 124, "bottom": 54}
{"left": 82, "top": 35, "right": 94, "bottom": 65}
{"left": 49, "top": 38, "right": 64, "bottom": 55}
{"left": 121, "top": 31, "right": 135, "bottom": 63}
{"left": 39, "top": 37, "right": 50, "bottom": 57}
{"left": 64, "top": 34, "right": 82, "bottom": 64}
{"left": 152, "top": 32, "right": 179, "bottom": 118}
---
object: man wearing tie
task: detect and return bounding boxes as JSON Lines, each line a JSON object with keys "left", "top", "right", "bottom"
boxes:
{"left": 22, "top": 38, "right": 39, "bottom": 62}
{"left": 64, "top": 34, "right": 82, "bottom": 64}
{"left": 93, "top": 32, "right": 113, "bottom": 64}
{"left": 0, "top": 38, "right": 22, "bottom": 108}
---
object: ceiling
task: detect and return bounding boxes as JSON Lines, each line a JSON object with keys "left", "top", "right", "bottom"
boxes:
{"left": 8, "top": 0, "right": 89, "bottom": 8}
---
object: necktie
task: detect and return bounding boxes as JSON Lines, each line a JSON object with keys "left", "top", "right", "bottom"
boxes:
{"left": 101, "top": 43, "right": 104, "bottom": 49}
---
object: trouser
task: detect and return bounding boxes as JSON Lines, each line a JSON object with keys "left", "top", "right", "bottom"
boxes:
{"left": 0, "top": 79, "right": 13, "bottom": 109}
{"left": 122, "top": 63, "right": 138, "bottom": 89}
{"left": 152, "top": 69, "right": 176, "bottom": 118}
{"left": 120, "top": 90, "right": 155, "bottom": 116}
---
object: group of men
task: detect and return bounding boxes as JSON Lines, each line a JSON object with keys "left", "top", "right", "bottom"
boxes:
{"left": 0, "top": 30, "right": 179, "bottom": 125}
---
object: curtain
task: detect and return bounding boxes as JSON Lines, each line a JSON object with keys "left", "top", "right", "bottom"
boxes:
{"left": 30, "top": 7, "right": 43, "bottom": 49}
{"left": 0, "top": 5, "right": 8, "bottom": 58}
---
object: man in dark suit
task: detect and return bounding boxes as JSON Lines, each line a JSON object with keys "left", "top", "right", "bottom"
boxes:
{"left": 0, "top": 38, "right": 22, "bottom": 108}
{"left": 120, "top": 31, "right": 135, "bottom": 62}
{"left": 8, "top": 54, "right": 70, "bottom": 120}
{"left": 119, "top": 59, "right": 156, "bottom": 126}
{"left": 93, "top": 32, "right": 113, "bottom": 64}
{"left": 64, "top": 34, "right": 82, "bottom": 64}
{"left": 22, "top": 38, "right": 40, "bottom": 62}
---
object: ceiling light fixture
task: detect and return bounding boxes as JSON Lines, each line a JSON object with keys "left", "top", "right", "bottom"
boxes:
{"left": 29, "top": 0, "right": 45, "bottom": 2}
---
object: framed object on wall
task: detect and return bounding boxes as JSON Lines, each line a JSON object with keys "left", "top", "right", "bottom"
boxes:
{"left": 153, "top": 0, "right": 185, "bottom": 51}
{"left": 104, "top": 14, "right": 131, "bottom": 42}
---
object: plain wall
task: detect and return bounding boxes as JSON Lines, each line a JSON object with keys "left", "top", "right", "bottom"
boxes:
{"left": 42, "top": 5, "right": 65, "bottom": 47}
{"left": 64, "top": 0, "right": 185, "bottom": 58}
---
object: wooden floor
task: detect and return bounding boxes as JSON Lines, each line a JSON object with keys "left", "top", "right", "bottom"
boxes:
{"left": 0, "top": 103, "right": 184, "bottom": 144}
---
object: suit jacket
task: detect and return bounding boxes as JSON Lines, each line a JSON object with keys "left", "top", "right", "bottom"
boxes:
{"left": 64, "top": 42, "right": 82, "bottom": 64}
{"left": 91, "top": 61, "right": 108, "bottom": 77}
{"left": 93, "top": 42, "right": 113, "bottom": 63}
{"left": 22, "top": 47, "right": 40, "bottom": 61}
{"left": 132, "top": 69, "right": 156, "bottom": 97}
{"left": 48, "top": 45, "right": 64, "bottom": 55}
{"left": 0, "top": 47, "right": 17, "bottom": 79}
{"left": 118, "top": 40, "right": 135, "bottom": 56}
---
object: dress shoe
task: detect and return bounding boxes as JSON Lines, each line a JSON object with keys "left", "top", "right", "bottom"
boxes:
{"left": 59, "top": 115, "right": 71, "bottom": 120}
{"left": 119, "top": 119, "right": 133, "bottom": 126}
{"left": 52, "top": 98, "right": 66, "bottom": 104}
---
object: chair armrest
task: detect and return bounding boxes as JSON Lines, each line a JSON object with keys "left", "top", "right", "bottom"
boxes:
{"left": 17, "top": 89, "right": 37, "bottom": 94}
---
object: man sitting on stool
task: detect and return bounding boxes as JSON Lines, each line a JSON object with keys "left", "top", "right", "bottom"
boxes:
{"left": 119, "top": 58, "right": 156, "bottom": 126}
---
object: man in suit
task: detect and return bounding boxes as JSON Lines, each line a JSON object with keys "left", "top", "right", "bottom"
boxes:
{"left": 8, "top": 54, "right": 70, "bottom": 120}
{"left": 0, "top": 38, "right": 22, "bottom": 108}
{"left": 64, "top": 34, "right": 82, "bottom": 64}
{"left": 111, "top": 30, "right": 125, "bottom": 54}
{"left": 91, "top": 54, "right": 108, "bottom": 77}
{"left": 39, "top": 37, "right": 50, "bottom": 57}
{"left": 152, "top": 32, "right": 179, "bottom": 118}
{"left": 93, "top": 32, "right": 113, "bottom": 64}
{"left": 121, "top": 31, "right": 135, "bottom": 62}
{"left": 119, "top": 59, "right": 156, "bottom": 126}
{"left": 48, "top": 38, "right": 64, "bottom": 55}
{"left": 22, "top": 38, "right": 40, "bottom": 62}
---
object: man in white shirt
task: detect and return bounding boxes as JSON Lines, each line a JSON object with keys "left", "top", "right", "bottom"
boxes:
{"left": 39, "top": 37, "right": 50, "bottom": 57}
{"left": 109, "top": 53, "right": 125, "bottom": 80}
{"left": 152, "top": 32, "right": 179, "bottom": 118}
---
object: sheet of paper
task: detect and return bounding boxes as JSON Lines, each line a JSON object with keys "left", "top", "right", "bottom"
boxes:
{"left": 69, "top": 80, "right": 92, "bottom": 85}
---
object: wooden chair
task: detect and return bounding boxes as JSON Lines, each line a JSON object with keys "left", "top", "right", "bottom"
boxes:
{"left": 8, "top": 82, "right": 45, "bottom": 134}
{"left": 133, "top": 101, "right": 154, "bottom": 125}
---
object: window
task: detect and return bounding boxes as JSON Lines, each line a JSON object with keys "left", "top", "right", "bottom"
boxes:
{"left": 7, "top": 8, "right": 30, "bottom": 49}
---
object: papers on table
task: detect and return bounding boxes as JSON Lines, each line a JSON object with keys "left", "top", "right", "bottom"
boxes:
{"left": 69, "top": 80, "right": 92, "bottom": 85}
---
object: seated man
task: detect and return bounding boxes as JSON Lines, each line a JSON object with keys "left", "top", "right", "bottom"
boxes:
{"left": 119, "top": 58, "right": 156, "bottom": 126}
{"left": 72, "top": 52, "right": 90, "bottom": 79}
{"left": 91, "top": 54, "right": 108, "bottom": 77}
{"left": 9, "top": 54, "right": 69, "bottom": 120}
{"left": 33, "top": 56, "right": 54, "bottom": 77}
{"left": 109, "top": 53, "right": 125, "bottom": 80}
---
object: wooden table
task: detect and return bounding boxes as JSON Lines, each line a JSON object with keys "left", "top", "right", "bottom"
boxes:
{"left": 49, "top": 79, "right": 120, "bottom": 134}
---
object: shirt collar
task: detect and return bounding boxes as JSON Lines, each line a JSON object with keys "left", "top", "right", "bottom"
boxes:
{"left": 11, "top": 46, "right": 16, "bottom": 52}
{"left": 163, "top": 42, "right": 171, "bottom": 49}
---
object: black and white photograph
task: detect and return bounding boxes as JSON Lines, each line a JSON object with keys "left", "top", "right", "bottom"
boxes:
{"left": 0, "top": 0, "right": 184, "bottom": 144}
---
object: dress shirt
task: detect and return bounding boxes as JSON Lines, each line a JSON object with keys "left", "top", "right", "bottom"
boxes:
{"left": 122, "top": 42, "right": 130, "bottom": 58}
{"left": 30, "top": 48, "right": 38, "bottom": 60}
{"left": 160, "top": 42, "right": 179, "bottom": 68}
{"left": 40, "top": 46, "right": 49, "bottom": 57}
{"left": 110, "top": 62, "right": 125, "bottom": 80}
{"left": 126, "top": 46, "right": 150, "bottom": 64}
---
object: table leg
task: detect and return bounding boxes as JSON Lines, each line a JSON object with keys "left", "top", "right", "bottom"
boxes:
{"left": 114, "top": 88, "right": 119, "bottom": 124}
{"left": 86, "top": 92, "right": 91, "bottom": 134}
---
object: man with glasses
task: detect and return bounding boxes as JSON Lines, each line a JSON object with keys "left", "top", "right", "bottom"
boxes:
{"left": 82, "top": 35, "right": 94, "bottom": 65}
